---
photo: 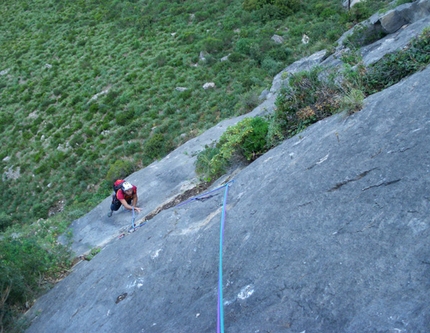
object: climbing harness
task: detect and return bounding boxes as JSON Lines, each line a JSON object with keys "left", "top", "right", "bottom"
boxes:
{"left": 176, "top": 180, "right": 234, "bottom": 333}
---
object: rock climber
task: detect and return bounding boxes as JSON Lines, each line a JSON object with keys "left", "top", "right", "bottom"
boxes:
{"left": 108, "top": 181, "right": 142, "bottom": 217}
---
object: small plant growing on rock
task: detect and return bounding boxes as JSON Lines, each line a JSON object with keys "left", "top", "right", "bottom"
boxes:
{"left": 195, "top": 116, "right": 269, "bottom": 181}
{"left": 274, "top": 66, "right": 341, "bottom": 137}
{"left": 85, "top": 247, "right": 101, "bottom": 261}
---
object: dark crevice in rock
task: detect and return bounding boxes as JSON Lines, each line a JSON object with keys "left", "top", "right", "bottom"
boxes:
{"left": 328, "top": 168, "right": 376, "bottom": 192}
{"left": 142, "top": 181, "right": 212, "bottom": 222}
{"left": 361, "top": 178, "right": 401, "bottom": 191}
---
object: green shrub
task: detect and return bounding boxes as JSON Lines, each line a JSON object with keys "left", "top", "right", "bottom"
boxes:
{"left": 85, "top": 247, "right": 101, "bottom": 261}
{"left": 69, "top": 133, "right": 85, "bottom": 147}
{"left": 241, "top": 117, "right": 269, "bottom": 160}
{"left": 143, "top": 133, "right": 170, "bottom": 160}
{"left": 124, "top": 141, "right": 141, "bottom": 155}
{"left": 195, "top": 146, "right": 223, "bottom": 181}
{"left": 32, "top": 202, "right": 49, "bottom": 219}
{"left": 235, "top": 38, "right": 253, "bottom": 55}
{"left": 395, "top": 0, "right": 414, "bottom": 4}
{"left": 201, "top": 37, "right": 223, "bottom": 53}
{"left": 339, "top": 88, "right": 365, "bottom": 114}
{"left": 33, "top": 150, "right": 44, "bottom": 163}
{"left": 0, "top": 212, "right": 13, "bottom": 231}
{"left": 104, "top": 90, "right": 119, "bottom": 105}
{"left": 343, "top": 1, "right": 372, "bottom": 23}
{"left": 261, "top": 57, "right": 283, "bottom": 76}
{"left": 75, "top": 164, "right": 93, "bottom": 181}
{"left": 274, "top": 67, "right": 341, "bottom": 137}
{"left": 89, "top": 103, "right": 99, "bottom": 113}
{"left": 364, "top": 28, "right": 430, "bottom": 94}
{"left": 0, "top": 234, "right": 70, "bottom": 331}
{"left": 195, "top": 116, "right": 270, "bottom": 181}
{"left": 253, "top": 4, "right": 282, "bottom": 23}
{"left": 238, "top": 91, "right": 260, "bottom": 114}
{"left": 116, "top": 109, "right": 135, "bottom": 126}
{"left": 228, "top": 52, "right": 244, "bottom": 62}
{"left": 179, "top": 89, "right": 192, "bottom": 101}
{"left": 340, "top": 48, "right": 363, "bottom": 66}
{"left": 243, "top": 0, "right": 300, "bottom": 17}
{"left": 180, "top": 30, "right": 198, "bottom": 44}
{"left": 43, "top": 120, "right": 54, "bottom": 132}
{"left": 155, "top": 53, "right": 167, "bottom": 67}
{"left": 105, "top": 159, "right": 135, "bottom": 183}
{"left": 195, "top": 10, "right": 210, "bottom": 22}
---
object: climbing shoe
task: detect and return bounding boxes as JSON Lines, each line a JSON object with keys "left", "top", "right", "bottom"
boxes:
{"left": 108, "top": 210, "right": 113, "bottom": 217}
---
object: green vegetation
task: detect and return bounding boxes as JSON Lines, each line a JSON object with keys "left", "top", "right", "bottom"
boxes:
{"left": 84, "top": 247, "right": 101, "bottom": 261}
{"left": 196, "top": 116, "right": 269, "bottom": 181}
{"left": 0, "top": 211, "right": 73, "bottom": 333}
{"left": 0, "top": 0, "right": 416, "bottom": 331}
{"left": 364, "top": 28, "right": 430, "bottom": 93}
{"left": 196, "top": 28, "right": 430, "bottom": 181}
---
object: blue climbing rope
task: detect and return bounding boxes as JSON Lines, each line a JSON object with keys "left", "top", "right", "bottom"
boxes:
{"left": 131, "top": 206, "right": 135, "bottom": 229}
{"left": 217, "top": 181, "right": 231, "bottom": 333}
{"left": 174, "top": 181, "right": 233, "bottom": 333}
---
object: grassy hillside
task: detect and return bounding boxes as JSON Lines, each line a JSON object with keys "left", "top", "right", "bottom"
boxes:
{"left": 0, "top": 0, "right": 388, "bottom": 228}
{"left": 1, "top": 0, "right": 406, "bottom": 331}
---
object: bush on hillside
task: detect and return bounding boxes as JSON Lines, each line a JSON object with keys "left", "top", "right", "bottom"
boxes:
{"left": 105, "top": 160, "right": 135, "bottom": 183}
{"left": 143, "top": 133, "right": 171, "bottom": 161}
{"left": 0, "top": 235, "right": 70, "bottom": 332}
{"left": 243, "top": 0, "right": 300, "bottom": 17}
{"left": 0, "top": 212, "right": 13, "bottom": 232}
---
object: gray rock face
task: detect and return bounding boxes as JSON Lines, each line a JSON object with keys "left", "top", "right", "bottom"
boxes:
{"left": 26, "top": 64, "right": 430, "bottom": 333}
{"left": 365, "top": 0, "right": 430, "bottom": 35}
{"left": 322, "top": 0, "right": 430, "bottom": 68}
{"left": 361, "top": 15, "right": 430, "bottom": 66}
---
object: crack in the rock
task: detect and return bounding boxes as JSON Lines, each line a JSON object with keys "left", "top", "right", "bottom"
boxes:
{"left": 387, "top": 143, "right": 417, "bottom": 155}
{"left": 143, "top": 181, "right": 212, "bottom": 222}
{"left": 328, "top": 168, "right": 376, "bottom": 192}
{"left": 298, "top": 201, "right": 312, "bottom": 208}
{"left": 362, "top": 178, "right": 401, "bottom": 191}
